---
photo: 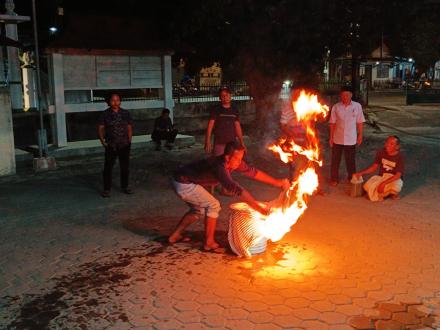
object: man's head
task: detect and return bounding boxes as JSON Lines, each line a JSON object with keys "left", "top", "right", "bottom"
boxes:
{"left": 384, "top": 135, "right": 400, "bottom": 155}
{"left": 223, "top": 141, "right": 245, "bottom": 170}
{"left": 162, "top": 108, "right": 170, "bottom": 118}
{"left": 340, "top": 86, "right": 353, "bottom": 105}
{"left": 108, "top": 93, "right": 121, "bottom": 110}
{"left": 219, "top": 87, "right": 232, "bottom": 107}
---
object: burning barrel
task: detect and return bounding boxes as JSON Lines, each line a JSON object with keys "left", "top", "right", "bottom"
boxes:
{"left": 228, "top": 202, "right": 268, "bottom": 258}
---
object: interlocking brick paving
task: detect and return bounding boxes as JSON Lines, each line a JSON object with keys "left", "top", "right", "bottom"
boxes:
{"left": 1, "top": 129, "right": 440, "bottom": 329}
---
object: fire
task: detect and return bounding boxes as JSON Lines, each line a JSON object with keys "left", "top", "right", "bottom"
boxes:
{"left": 260, "top": 89, "right": 328, "bottom": 242}
{"left": 269, "top": 90, "right": 329, "bottom": 166}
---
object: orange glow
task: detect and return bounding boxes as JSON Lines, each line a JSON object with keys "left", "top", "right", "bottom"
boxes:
{"left": 261, "top": 89, "right": 328, "bottom": 242}
{"left": 269, "top": 90, "right": 329, "bottom": 166}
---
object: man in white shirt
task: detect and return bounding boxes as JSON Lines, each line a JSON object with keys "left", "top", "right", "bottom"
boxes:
{"left": 329, "top": 87, "right": 365, "bottom": 186}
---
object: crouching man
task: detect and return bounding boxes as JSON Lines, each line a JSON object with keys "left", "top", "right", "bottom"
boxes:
{"left": 353, "top": 135, "right": 404, "bottom": 201}
{"left": 169, "top": 141, "right": 290, "bottom": 253}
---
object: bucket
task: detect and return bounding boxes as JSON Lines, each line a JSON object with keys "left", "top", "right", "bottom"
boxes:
{"left": 350, "top": 176, "right": 364, "bottom": 197}
{"left": 228, "top": 202, "right": 268, "bottom": 257}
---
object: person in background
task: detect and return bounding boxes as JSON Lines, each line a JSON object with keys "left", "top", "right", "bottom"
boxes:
{"left": 353, "top": 135, "right": 404, "bottom": 201}
{"left": 151, "top": 108, "right": 178, "bottom": 150}
{"left": 205, "top": 87, "right": 245, "bottom": 156}
{"left": 329, "top": 86, "right": 365, "bottom": 186}
{"left": 98, "top": 93, "right": 133, "bottom": 197}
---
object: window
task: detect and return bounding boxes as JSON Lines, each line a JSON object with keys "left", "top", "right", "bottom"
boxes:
{"left": 377, "top": 64, "right": 389, "bottom": 78}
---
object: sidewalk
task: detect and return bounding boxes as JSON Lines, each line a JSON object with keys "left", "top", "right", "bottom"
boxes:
{"left": 1, "top": 131, "right": 440, "bottom": 329}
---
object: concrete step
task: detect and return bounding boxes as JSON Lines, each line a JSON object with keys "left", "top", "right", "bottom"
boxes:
{"left": 25, "top": 134, "right": 196, "bottom": 159}
{"left": 15, "top": 148, "right": 34, "bottom": 162}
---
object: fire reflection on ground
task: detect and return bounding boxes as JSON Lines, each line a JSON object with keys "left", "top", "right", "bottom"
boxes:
{"left": 234, "top": 241, "right": 328, "bottom": 283}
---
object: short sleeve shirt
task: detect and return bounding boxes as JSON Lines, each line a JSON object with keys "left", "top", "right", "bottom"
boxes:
{"left": 280, "top": 105, "right": 307, "bottom": 145}
{"left": 209, "top": 105, "right": 240, "bottom": 144}
{"left": 173, "top": 156, "right": 257, "bottom": 196}
{"left": 98, "top": 108, "right": 133, "bottom": 147}
{"left": 329, "top": 101, "right": 365, "bottom": 145}
{"left": 374, "top": 149, "right": 404, "bottom": 176}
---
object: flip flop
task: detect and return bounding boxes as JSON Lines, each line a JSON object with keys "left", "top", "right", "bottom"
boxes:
{"left": 203, "top": 246, "right": 226, "bottom": 254}
{"left": 168, "top": 235, "right": 192, "bottom": 245}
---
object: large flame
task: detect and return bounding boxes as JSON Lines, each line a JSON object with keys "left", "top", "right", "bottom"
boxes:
{"left": 269, "top": 90, "right": 329, "bottom": 166}
{"left": 260, "top": 89, "right": 328, "bottom": 242}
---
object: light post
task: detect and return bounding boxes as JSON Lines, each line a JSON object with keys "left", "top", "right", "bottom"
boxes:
{"left": 31, "top": 0, "right": 56, "bottom": 171}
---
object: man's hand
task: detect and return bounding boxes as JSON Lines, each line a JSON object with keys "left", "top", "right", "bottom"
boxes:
{"left": 279, "top": 178, "right": 291, "bottom": 191}
{"left": 100, "top": 140, "right": 108, "bottom": 147}
{"left": 357, "top": 135, "right": 363, "bottom": 146}
{"left": 253, "top": 202, "right": 271, "bottom": 216}
{"left": 205, "top": 140, "right": 212, "bottom": 154}
{"left": 329, "top": 138, "right": 334, "bottom": 147}
{"left": 377, "top": 182, "right": 386, "bottom": 194}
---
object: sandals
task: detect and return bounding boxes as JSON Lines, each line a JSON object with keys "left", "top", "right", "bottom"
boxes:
{"left": 203, "top": 246, "right": 226, "bottom": 254}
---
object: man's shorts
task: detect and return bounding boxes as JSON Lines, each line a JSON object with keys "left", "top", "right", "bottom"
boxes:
{"left": 171, "top": 179, "right": 221, "bottom": 218}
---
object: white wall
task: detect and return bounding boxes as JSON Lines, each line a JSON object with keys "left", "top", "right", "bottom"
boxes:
{"left": 49, "top": 52, "right": 172, "bottom": 147}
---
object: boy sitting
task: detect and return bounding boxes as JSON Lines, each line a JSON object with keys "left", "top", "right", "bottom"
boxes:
{"left": 353, "top": 136, "right": 404, "bottom": 201}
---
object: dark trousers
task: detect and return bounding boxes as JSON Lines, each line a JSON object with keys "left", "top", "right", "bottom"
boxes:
{"left": 103, "top": 145, "right": 130, "bottom": 191}
{"left": 330, "top": 144, "right": 356, "bottom": 182}
{"left": 151, "top": 129, "right": 178, "bottom": 145}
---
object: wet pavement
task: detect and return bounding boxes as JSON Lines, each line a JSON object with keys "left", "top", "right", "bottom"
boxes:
{"left": 1, "top": 124, "right": 440, "bottom": 329}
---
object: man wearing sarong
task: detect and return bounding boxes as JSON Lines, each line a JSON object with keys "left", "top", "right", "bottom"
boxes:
{"left": 353, "top": 136, "right": 404, "bottom": 201}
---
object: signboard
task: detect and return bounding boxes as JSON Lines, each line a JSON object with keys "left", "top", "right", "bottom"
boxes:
{"left": 96, "top": 56, "right": 130, "bottom": 87}
{"left": 130, "top": 56, "right": 162, "bottom": 87}
{"left": 63, "top": 55, "right": 96, "bottom": 88}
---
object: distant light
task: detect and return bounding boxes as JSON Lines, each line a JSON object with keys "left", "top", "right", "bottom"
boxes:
{"left": 375, "top": 61, "right": 380, "bottom": 65}
{"left": 49, "top": 26, "right": 58, "bottom": 33}
{"left": 409, "top": 58, "right": 413, "bottom": 62}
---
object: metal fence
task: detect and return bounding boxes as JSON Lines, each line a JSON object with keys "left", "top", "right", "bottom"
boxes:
{"left": 173, "top": 82, "right": 251, "bottom": 103}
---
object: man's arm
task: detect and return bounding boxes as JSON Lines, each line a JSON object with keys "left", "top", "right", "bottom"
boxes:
{"left": 354, "top": 163, "right": 378, "bottom": 179}
{"left": 377, "top": 172, "right": 402, "bottom": 193}
{"left": 127, "top": 124, "right": 133, "bottom": 143}
{"left": 329, "top": 123, "right": 335, "bottom": 147}
{"left": 234, "top": 121, "right": 245, "bottom": 148}
{"left": 356, "top": 122, "right": 363, "bottom": 146}
{"left": 239, "top": 189, "right": 269, "bottom": 215}
{"left": 253, "top": 169, "right": 290, "bottom": 190}
{"left": 205, "top": 119, "right": 215, "bottom": 153}
{"left": 98, "top": 125, "right": 107, "bottom": 147}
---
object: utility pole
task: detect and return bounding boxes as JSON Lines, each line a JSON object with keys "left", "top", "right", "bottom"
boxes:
{"left": 350, "top": 22, "right": 360, "bottom": 100}
{"left": 31, "top": 0, "right": 56, "bottom": 171}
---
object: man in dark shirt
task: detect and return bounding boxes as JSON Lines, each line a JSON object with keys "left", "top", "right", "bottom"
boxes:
{"left": 98, "top": 93, "right": 133, "bottom": 197}
{"left": 169, "top": 141, "right": 290, "bottom": 253}
{"left": 151, "top": 108, "right": 178, "bottom": 150}
{"left": 353, "top": 135, "right": 404, "bottom": 201}
{"left": 205, "top": 87, "right": 245, "bottom": 156}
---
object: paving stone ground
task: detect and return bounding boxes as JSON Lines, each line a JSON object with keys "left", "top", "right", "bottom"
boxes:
{"left": 1, "top": 123, "right": 440, "bottom": 329}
